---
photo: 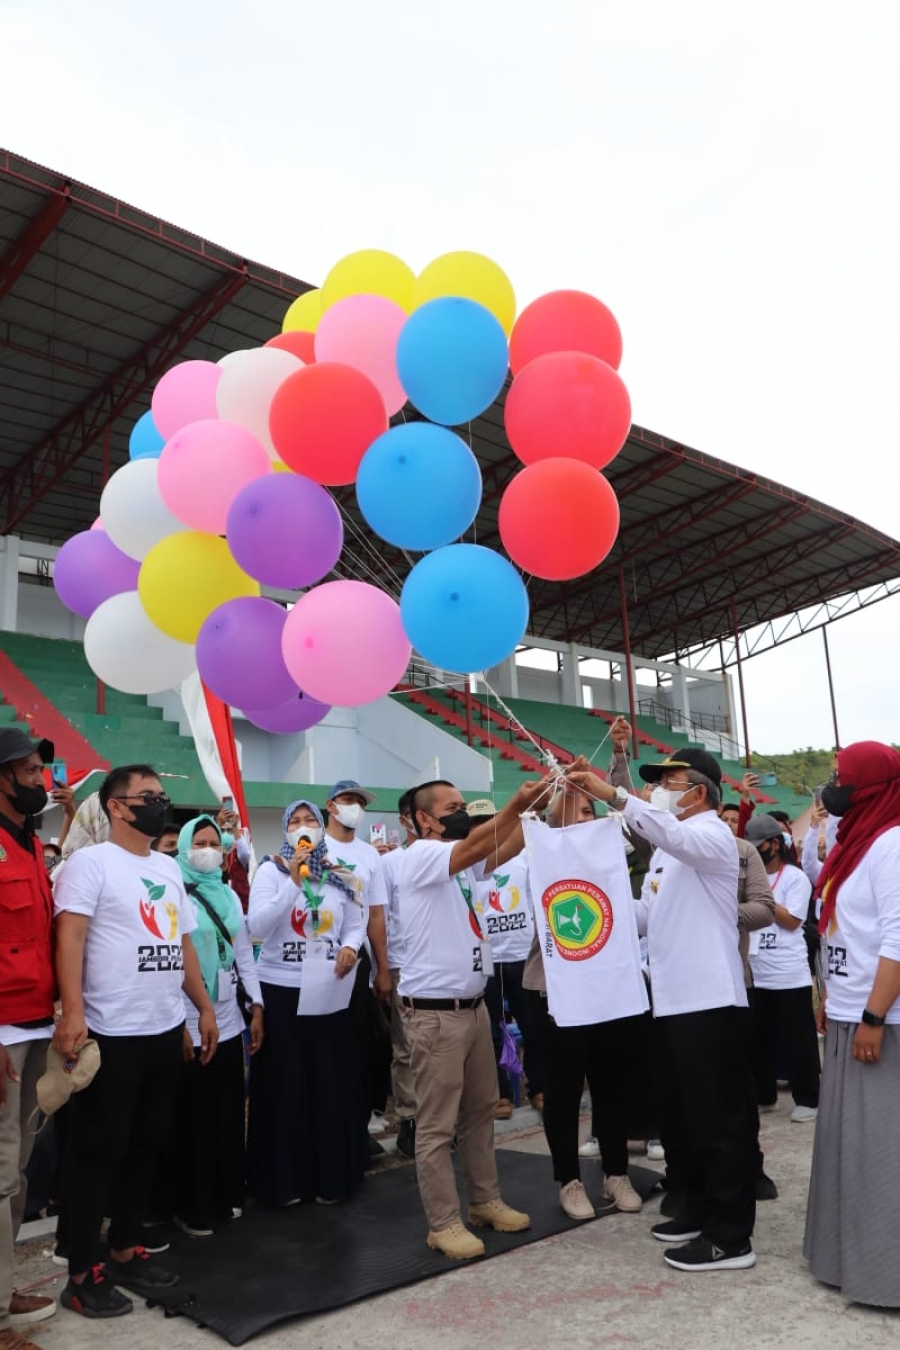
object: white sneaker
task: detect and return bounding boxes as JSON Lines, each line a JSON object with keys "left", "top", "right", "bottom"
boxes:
{"left": 368, "top": 1110, "right": 388, "bottom": 1134}
{"left": 559, "top": 1180, "right": 596, "bottom": 1220}
{"left": 646, "top": 1139, "right": 665, "bottom": 1161}
{"left": 603, "top": 1174, "right": 642, "bottom": 1213}
{"left": 578, "top": 1136, "right": 600, "bottom": 1158}
{"left": 790, "top": 1105, "right": 818, "bottom": 1124}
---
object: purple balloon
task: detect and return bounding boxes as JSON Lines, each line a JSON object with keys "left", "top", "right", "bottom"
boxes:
{"left": 243, "top": 691, "right": 331, "bottom": 733}
{"left": 226, "top": 472, "right": 344, "bottom": 589}
{"left": 196, "top": 597, "right": 297, "bottom": 711}
{"left": 54, "top": 530, "right": 141, "bottom": 618}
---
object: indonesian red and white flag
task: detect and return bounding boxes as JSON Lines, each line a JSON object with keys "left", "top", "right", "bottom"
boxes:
{"left": 522, "top": 816, "right": 648, "bottom": 1027}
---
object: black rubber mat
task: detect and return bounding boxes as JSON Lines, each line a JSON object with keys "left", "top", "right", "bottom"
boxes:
{"left": 149, "top": 1152, "right": 662, "bottom": 1345}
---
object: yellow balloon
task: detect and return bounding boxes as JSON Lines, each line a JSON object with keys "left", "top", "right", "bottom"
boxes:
{"left": 321, "top": 249, "right": 415, "bottom": 312}
{"left": 412, "top": 251, "right": 517, "bottom": 335}
{"left": 282, "top": 289, "right": 323, "bottom": 334}
{"left": 272, "top": 460, "right": 293, "bottom": 473}
{"left": 138, "top": 532, "right": 260, "bottom": 644}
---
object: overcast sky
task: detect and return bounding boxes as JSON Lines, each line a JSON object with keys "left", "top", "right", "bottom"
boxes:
{"left": 3, "top": 0, "right": 897, "bottom": 753}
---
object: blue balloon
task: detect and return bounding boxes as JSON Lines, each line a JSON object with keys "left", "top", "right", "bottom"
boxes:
{"left": 128, "top": 409, "right": 165, "bottom": 461}
{"left": 400, "top": 544, "right": 529, "bottom": 674}
{"left": 396, "top": 298, "right": 509, "bottom": 426}
{"left": 356, "top": 423, "right": 482, "bottom": 551}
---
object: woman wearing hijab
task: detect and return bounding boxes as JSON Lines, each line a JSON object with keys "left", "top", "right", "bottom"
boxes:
{"left": 804, "top": 742, "right": 900, "bottom": 1307}
{"left": 173, "top": 815, "right": 263, "bottom": 1236}
{"left": 246, "top": 799, "right": 368, "bottom": 1207}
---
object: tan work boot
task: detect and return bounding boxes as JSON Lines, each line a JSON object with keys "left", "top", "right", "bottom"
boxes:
{"left": 426, "top": 1223, "right": 485, "bottom": 1260}
{"left": 493, "top": 1098, "right": 513, "bottom": 1120}
{"left": 468, "top": 1197, "right": 531, "bottom": 1232}
{"left": 559, "top": 1179, "right": 596, "bottom": 1220}
{"left": 603, "top": 1173, "right": 642, "bottom": 1212}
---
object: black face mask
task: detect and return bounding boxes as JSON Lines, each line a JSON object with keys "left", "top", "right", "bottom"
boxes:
{"left": 437, "top": 809, "right": 471, "bottom": 841}
{"left": 2, "top": 773, "right": 48, "bottom": 818}
{"left": 127, "top": 802, "right": 169, "bottom": 838}
{"left": 821, "top": 783, "right": 855, "bottom": 817}
{"left": 757, "top": 844, "right": 774, "bottom": 864}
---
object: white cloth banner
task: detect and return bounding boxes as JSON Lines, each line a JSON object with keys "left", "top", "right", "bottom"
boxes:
{"left": 523, "top": 816, "right": 649, "bottom": 1028}
{"left": 180, "top": 671, "right": 234, "bottom": 804}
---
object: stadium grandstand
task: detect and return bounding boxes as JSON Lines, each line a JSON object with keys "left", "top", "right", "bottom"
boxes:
{"left": 3, "top": 147, "right": 900, "bottom": 854}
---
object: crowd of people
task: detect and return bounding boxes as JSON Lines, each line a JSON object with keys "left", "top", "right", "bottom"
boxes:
{"left": 2, "top": 716, "right": 900, "bottom": 1346}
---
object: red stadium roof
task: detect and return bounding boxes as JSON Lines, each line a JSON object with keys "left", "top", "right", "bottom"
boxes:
{"left": 3, "top": 147, "right": 900, "bottom": 668}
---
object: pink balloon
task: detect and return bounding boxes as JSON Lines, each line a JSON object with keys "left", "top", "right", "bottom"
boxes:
{"left": 158, "top": 420, "right": 272, "bottom": 534}
{"left": 314, "top": 295, "right": 407, "bottom": 416}
{"left": 152, "top": 361, "right": 222, "bottom": 439}
{"left": 281, "top": 580, "right": 411, "bottom": 707}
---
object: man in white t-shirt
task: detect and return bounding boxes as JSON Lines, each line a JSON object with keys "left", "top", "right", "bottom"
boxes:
{"left": 53, "top": 764, "right": 219, "bottom": 1320}
{"left": 570, "top": 748, "right": 759, "bottom": 1274}
{"left": 380, "top": 791, "right": 418, "bottom": 1159}
{"left": 399, "top": 774, "right": 549, "bottom": 1260}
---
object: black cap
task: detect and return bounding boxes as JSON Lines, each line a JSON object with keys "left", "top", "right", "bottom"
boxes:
{"left": 745, "top": 813, "right": 784, "bottom": 843}
{"left": 0, "top": 728, "right": 54, "bottom": 767}
{"left": 639, "top": 747, "right": 722, "bottom": 787}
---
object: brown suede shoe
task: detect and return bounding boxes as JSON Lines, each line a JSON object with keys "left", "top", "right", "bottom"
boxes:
{"left": 468, "top": 1197, "right": 531, "bottom": 1232}
{"left": 0, "top": 1327, "right": 43, "bottom": 1350}
{"left": 9, "top": 1292, "right": 56, "bottom": 1326}
{"left": 493, "top": 1098, "right": 514, "bottom": 1120}
{"left": 426, "top": 1223, "right": 485, "bottom": 1260}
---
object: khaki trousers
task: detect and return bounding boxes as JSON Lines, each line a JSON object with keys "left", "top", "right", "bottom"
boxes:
{"left": 389, "top": 970, "right": 416, "bottom": 1120}
{"left": 405, "top": 1000, "right": 499, "bottom": 1231}
{"left": 0, "top": 1039, "right": 48, "bottom": 1326}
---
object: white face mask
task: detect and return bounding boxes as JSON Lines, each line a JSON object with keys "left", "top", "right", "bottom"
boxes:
{"left": 333, "top": 802, "right": 363, "bottom": 830}
{"left": 650, "top": 785, "right": 695, "bottom": 816}
{"left": 188, "top": 847, "right": 223, "bottom": 874}
{"left": 286, "top": 825, "right": 324, "bottom": 850}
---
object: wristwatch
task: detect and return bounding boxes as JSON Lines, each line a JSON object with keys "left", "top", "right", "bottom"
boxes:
{"left": 609, "top": 786, "right": 629, "bottom": 811}
{"left": 861, "top": 1009, "right": 886, "bottom": 1027}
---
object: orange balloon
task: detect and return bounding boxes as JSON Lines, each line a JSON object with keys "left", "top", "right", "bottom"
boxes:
{"left": 266, "top": 331, "right": 316, "bottom": 364}
{"left": 505, "top": 351, "right": 631, "bottom": 471}
{"left": 509, "top": 289, "right": 622, "bottom": 375}
{"left": 269, "top": 363, "right": 388, "bottom": 487}
{"left": 499, "top": 460, "right": 620, "bottom": 581}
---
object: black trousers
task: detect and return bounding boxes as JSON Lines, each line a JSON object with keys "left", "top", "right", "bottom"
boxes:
{"left": 174, "top": 1032, "right": 247, "bottom": 1228}
{"left": 484, "top": 961, "right": 546, "bottom": 1100}
{"left": 540, "top": 1008, "right": 641, "bottom": 1183}
{"left": 749, "top": 985, "right": 821, "bottom": 1108}
{"left": 656, "top": 1006, "right": 758, "bottom": 1248}
{"left": 61, "top": 1025, "right": 184, "bottom": 1275}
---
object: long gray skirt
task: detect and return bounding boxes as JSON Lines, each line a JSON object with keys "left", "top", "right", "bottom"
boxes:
{"left": 804, "top": 1020, "right": 900, "bottom": 1306}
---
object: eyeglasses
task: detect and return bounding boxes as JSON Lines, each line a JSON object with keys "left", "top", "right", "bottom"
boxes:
{"left": 112, "top": 792, "right": 171, "bottom": 807}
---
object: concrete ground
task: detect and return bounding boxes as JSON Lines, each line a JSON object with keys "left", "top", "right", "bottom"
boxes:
{"left": 12, "top": 1092, "right": 899, "bottom": 1350}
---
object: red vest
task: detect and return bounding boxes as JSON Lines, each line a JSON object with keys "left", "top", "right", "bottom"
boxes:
{"left": 0, "top": 826, "right": 55, "bottom": 1024}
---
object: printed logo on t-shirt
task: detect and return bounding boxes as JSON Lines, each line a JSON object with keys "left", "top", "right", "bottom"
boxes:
{"left": 139, "top": 878, "right": 178, "bottom": 941}
{"left": 541, "top": 878, "right": 613, "bottom": 962}
{"left": 485, "top": 872, "right": 527, "bottom": 936}
{"left": 290, "top": 905, "right": 334, "bottom": 938}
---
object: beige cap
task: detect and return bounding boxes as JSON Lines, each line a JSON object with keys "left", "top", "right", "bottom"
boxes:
{"left": 36, "top": 1040, "right": 101, "bottom": 1116}
{"left": 466, "top": 798, "right": 496, "bottom": 818}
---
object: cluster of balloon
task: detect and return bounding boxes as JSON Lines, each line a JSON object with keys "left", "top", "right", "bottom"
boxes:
{"left": 53, "top": 249, "right": 629, "bottom": 732}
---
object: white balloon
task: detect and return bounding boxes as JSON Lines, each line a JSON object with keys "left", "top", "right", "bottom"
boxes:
{"left": 84, "top": 591, "right": 197, "bottom": 695}
{"left": 215, "top": 346, "right": 303, "bottom": 458}
{"left": 100, "top": 459, "right": 188, "bottom": 561}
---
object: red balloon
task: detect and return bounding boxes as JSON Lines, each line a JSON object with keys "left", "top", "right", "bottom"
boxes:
{"left": 498, "top": 459, "right": 620, "bottom": 581}
{"left": 509, "top": 289, "right": 622, "bottom": 375}
{"left": 269, "top": 363, "right": 388, "bottom": 486}
{"left": 266, "top": 330, "right": 316, "bottom": 364}
{"left": 504, "top": 351, "right": 631, "bottom": 471}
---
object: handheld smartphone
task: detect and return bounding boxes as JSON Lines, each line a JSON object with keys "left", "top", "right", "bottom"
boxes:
{"left": 813, "top": 784, "right": 825, "bottom": 806}
{"left": 50, "top": 760, "right": 68, "bottom": 788}
{"left": 388, "top": 828, "right": 401, "bottom": 848}
{"left": 222, "top": 795, "right": 234, "bottom": 813}
{"left": 369, "top": 822, "right": 387, "bottom": 846}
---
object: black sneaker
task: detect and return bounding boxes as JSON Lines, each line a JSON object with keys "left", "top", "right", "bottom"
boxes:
{"left": 663, "top": 1236, "right": 756, "bottom": 1271}
{"left": 755, "top": 1171, "right": 778, "bottom": 1201}
{"left": 61, "top": 1266, "right": 134, "bottom": 1318}
{"left": 651, "top": 1217, "right": 702, "bottom": 1243}
{"left": 396, "top": 1118, "right": 416, "bottom": 1160}
{"left": 105, "top": 1247, "right": 179, "bottom": 1294}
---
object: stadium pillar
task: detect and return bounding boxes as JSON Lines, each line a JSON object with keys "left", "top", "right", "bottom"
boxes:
{"left": 0, "top": 535, "right": 19, "bottom": 630}
{"left": 731, "top": 600, "right": 752, "bottom": 768}
{"left": 822, "top": 627, "right": 841, "bottom": 749}
{"left": 618, "top": 564, "right": 639, "bottom": 759}
{"left": 464, "top": 676, "right": 473, "bottom": 747}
